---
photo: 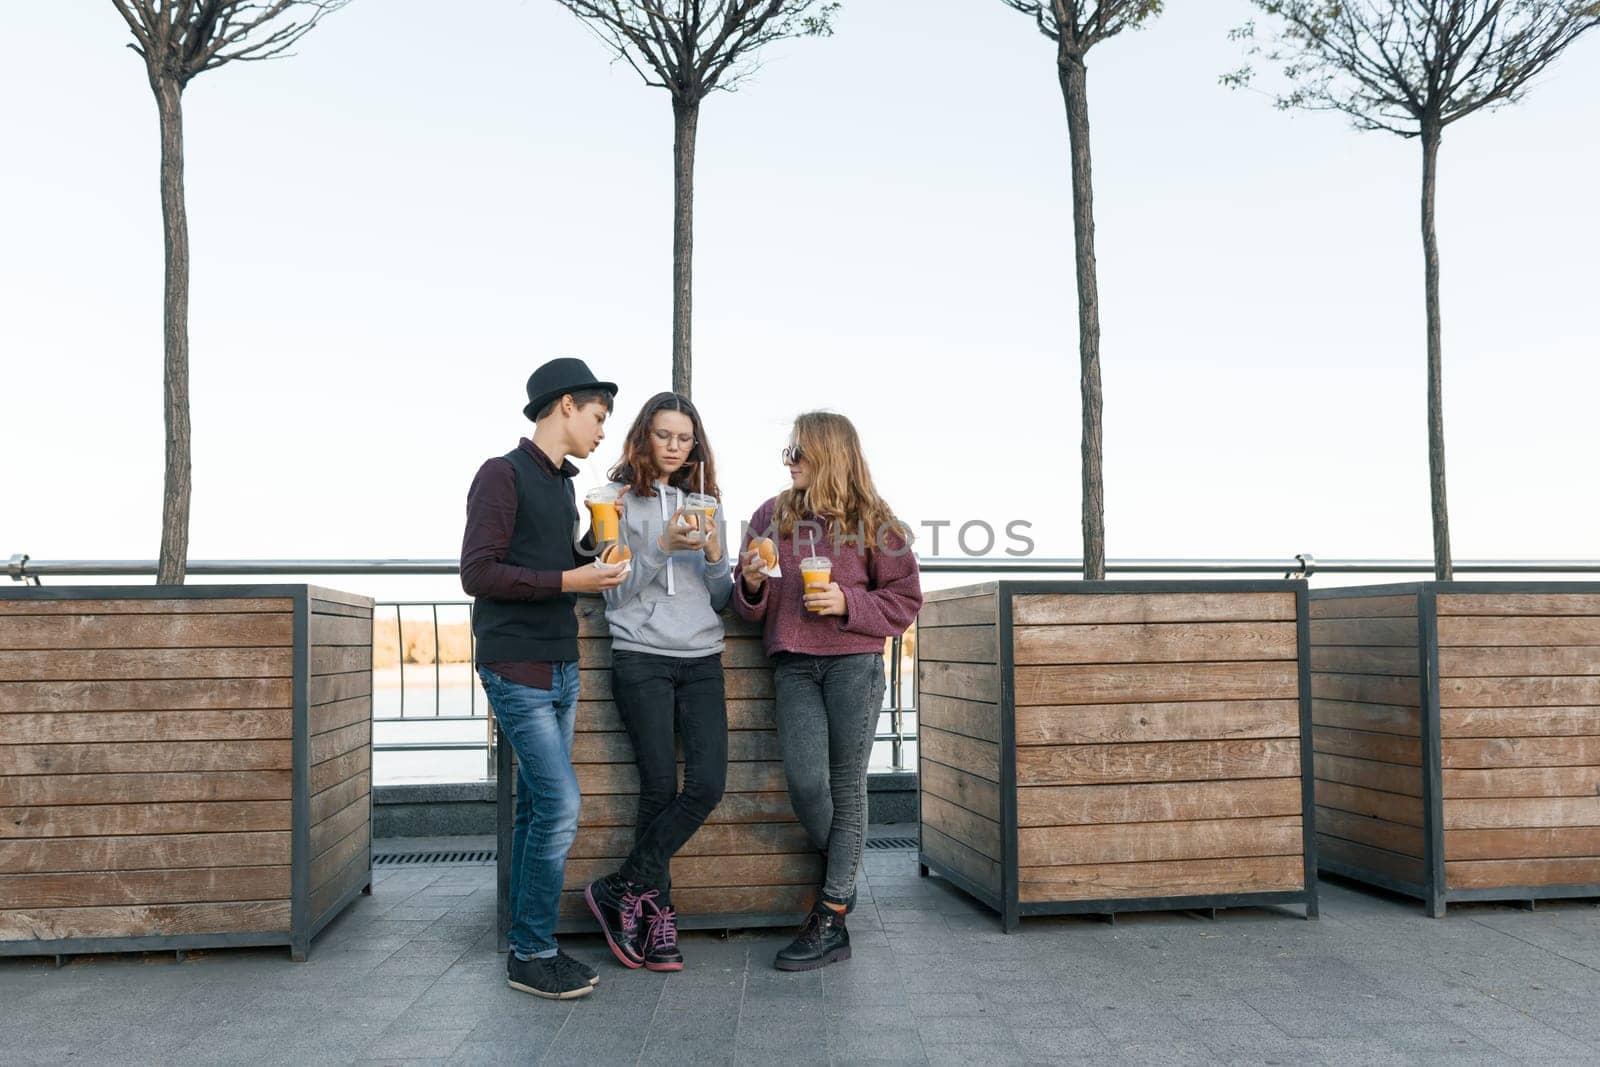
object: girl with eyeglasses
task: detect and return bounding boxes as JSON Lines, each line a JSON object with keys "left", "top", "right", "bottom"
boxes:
{"left": 583, "top": 392, "right": 731, "bottom": 974}
{"left": 734, "top": 411, "right": 922, "bottom": 971}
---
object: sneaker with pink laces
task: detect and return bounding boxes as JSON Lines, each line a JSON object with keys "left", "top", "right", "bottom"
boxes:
{"left": 641, "top": 896, "right": 684, "bottom": 972}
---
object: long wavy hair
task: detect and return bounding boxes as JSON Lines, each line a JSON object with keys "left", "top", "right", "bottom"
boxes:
{"left": 773, "top": 411, "right": 909, "bottom": 550}
{"left": 607, "top": 392, "right": 721, "bottom": 500}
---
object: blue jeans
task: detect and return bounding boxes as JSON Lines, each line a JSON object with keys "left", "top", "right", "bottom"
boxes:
{"left": 479, "top": 662, "right": 581, "bottom": 959}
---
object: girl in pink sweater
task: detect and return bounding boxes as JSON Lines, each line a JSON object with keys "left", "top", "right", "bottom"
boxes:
{"left": 734, "top": 411, "right": 922, "bottom": 971}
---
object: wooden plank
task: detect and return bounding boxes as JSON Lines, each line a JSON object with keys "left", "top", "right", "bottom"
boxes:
{"left": 578, "top": 791, "right": 796, "bottom": 828}
{"left": 310, "top": 773, "right": 371, "bottom": 826}
{"left": 919, "top": 661, "right": 1000, "bottom": 704}
{"left": 1017, "top": 738, "right": 1300, "bottom": 787}
{"left": 1316, "top": 835, "right": 1427, "bottom": 886}
{"left": 568, "top": 821, "right": 814, "bottom": 860}
{"left": 1309, "top": 595, "right": 1418, "bottom": 620}
{"left": 0, "top": 678, "right": 291, "bottom": 713}
{"left": 1315, "top": 806, "right": 1425, "bottom": 857}
{"left": 6, "top": 741, "right": 291, "bottom": 775}
{"left": 1312, "top": 700, "right": 1421, "bottom": 737}
{"left": 311, "top": 696, "right": 371, "bottom": 737}
{"left": 920, "top": 792, "right": 1001, "bottom": 861}
{"left": 569, "top": 699, "right": 775, "bottom": 733}
{"left": 1441, "top": 736, "right": 1600, "bottom": 769}
{"left": 1014, "top": 622, "right": 1298, "bottom": 666}
{"left": 1313, "top": 725, "right": 1422, "bottom": 766}
{"left": 919, "top": 760, "right": 1001, "bottom": 823}
{"left": 1441, "top": 706, "right": 1600, "bottom": 738}
{"left": 1446, "top": 857, "right": 1600, "bottom": 890}
{"left": 311, "top": 824, "right": 369, "bottom": 890}
{"left": 310, "top": 720, "right": 371, "bottom": 766}
{"left": 555, "top": 883, "right": 814, "bottom": 920}
{"left": 310, "top": 746, "right": 371, "bottom": 796}
{"left": 1016, "top": 700, "right": 1298, "bottom": 746}
{"left": 1437, "top": 594, "right": 1600, "bottom": 617}
{"left": 922, "top": 583, "right": 998, "bottom": 604}
{"left": 0, "top": 613, "right": 292, "bottom": 650}
{"left": 919, "top": 693, "right": 1000, "bottom": 744}
{"left": 1017, "top": 816, "right": 1303, "bottom": 867}
{"left": 1309, "top": 617, "right": 1419, "bottom": 647}
{"left": 311, "top": 850, "right": 369, "bottom": 921}
{"left": 576, "top": 762, "right": 786, "bottom": 796}
{"left": 0, "top": 801, "right": 291, "bottom": 838}
{"left": 1017, "top": 855, "right": 1303, "bottom": 902}
{"left": 1310, "top": 673, "right": 1419, "bottom": 708}
{"left": 915, "top": 625, "right": 998, "bottom": 664}
{"left": 916, "top": 595, "right": 997, "bottom": 629}
{"left": 1444, "top": 797, "right": 1600, "bottom": 830}
{"left": 308, "top": 613, "right": 372, "bottom": 647}
{"left": 0, "top": 900, "right": 291, "bottom": 941}
{"left": 0, "top": 831, "right": 290, "bottom": 875}
{"left": 0, "top": 709, "right": 291, "bottom": 744}
{"left": 1016, "top": 662, "right": 1298, "bottom": 706}
{"left": 1310, "top": 646, "right": 1418, "bottom": 678}
{"left": 308, "top": 586, "right": 374, "bottom": 610}
{"left": 0, "top": 648, "right": 292, "bottom": 682}
{"left": 310, "top": 599, "right": 372, "bottom": 619}
{"left": 1319, "top": 751, "right": 1416, "bottom": 790}
{"left": 310, "top": 672, "right": 371, "bottom": 707}
{"left": 1445, "top": 827, "right": 1600, "bottom": 861}
{"left": 1439, "top": 647, "right": 1600, "bottom": 678}
{"left": 1444, "top": 766, "right": 1600, "bottom": 799}
{"left": 0, "top": 866, "right": 290, "bottom": 909}
{"left": 0, "top": 771, "right": 291, "bottom": 807}
{"left": 1437, "top": 616, "right": 1600, "bottom": 648}
{"left": 311, "top": 645, "right": 371, "bottom": 676}
{"left": 1314, "top": 781, "right": 1423, "bottom": 827}
{"left": 921, "top": 824, "right": 1000, "bottom": 893}
{"left": 311, "top": 795, "right": 370, "bottom": 857}
{"left": 1017, "top": 778, "right": 1302, "bottom": 828}
{"left": 0, "top": 598, "right": 293, "bottom": 616}
{"left": 1013, "top": 593, "right": 1296, "bottom": 626}
{"left": 563, "top": 852, "right": 821, "bottom": 889}
{"left": 1439, "top": 677, "right": 1600, "bottom": 709}
{"left": 919, "top": 726, "right": 999, "bottom": 782}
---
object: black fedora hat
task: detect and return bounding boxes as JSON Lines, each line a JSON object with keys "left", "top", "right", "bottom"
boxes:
{"left": 523, "top": 357, "right": 618, "bottom": 421}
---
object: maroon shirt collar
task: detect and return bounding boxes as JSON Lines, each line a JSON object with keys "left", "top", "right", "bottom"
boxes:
{"left": 519, "top": 437, "right": 580, "bottom": 479}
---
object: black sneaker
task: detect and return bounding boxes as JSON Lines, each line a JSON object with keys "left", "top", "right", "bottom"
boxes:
{"left": 556, "top": 949, "right": 600, "bottom": 987}
{"left": 585, "top": 873, "right": 645, "bottom": 968}
{"left": 774, "top": 902, "right": 850, "bottom": 972}
{"left": 506, "top": 953, "right": 594, "bottom": 1000}
{"left": 641, "top": 897, "right": 684, "bottom": 972}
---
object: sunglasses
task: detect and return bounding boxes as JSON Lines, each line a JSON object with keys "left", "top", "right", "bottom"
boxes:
{"left": 781, "top": 444, "right": 804, "bottom": 465}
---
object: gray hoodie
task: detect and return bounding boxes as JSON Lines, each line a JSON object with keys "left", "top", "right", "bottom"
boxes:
{"left": 601, "top": 481, "right": 734, "bottom": 657}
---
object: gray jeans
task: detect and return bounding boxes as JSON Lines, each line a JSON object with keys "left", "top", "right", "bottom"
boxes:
{"left": 773, "top": 651, "right": 886, "bottom": 904}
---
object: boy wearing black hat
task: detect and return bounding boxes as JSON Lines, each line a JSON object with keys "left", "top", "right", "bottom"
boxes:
{"left": 461, "top": 357, "right": 623, "bottom": 1000}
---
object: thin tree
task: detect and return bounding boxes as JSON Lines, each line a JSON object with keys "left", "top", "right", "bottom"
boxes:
{"left": 1226, "top": 2, "right": 1600, "bottom": 580}
{"left": 997, "top": 2, "right": 1165, "bottom": 581}
{"left": 552, "top": 1, "right": 838, "bottom": 397}
{"left": 112, "top": 1, "right": 347, "bottom": 584}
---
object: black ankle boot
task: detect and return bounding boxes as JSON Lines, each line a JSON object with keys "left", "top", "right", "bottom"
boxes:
{"left": 585, "top": 873, "right": 645, "bottom": 968}
{"left": 774, "top": 902, "right": 850, "bottom": 972}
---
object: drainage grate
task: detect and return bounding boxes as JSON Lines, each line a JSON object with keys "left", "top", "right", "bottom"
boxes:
{"left": 866, "top": 836, "right": 919, "bottom": 850}
{"left": 373, "top": 850, "right": 496, "bottom": 867}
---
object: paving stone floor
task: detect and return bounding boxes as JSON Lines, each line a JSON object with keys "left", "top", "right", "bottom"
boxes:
{"left": 5, "top": 840, "right": 1600, "bottom": 1065}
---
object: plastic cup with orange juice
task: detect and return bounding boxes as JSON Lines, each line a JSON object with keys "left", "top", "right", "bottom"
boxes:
{"left": 682, "top": 492, "right": 718, "bottom": 533}
{"left": 801, "top": 556, "right": 832, "bottom": 612}
{"left": 585, "top": 485, "right": 622, "bottom": 544}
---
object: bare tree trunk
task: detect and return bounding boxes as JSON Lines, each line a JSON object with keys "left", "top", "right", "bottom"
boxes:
{"left": 1420, "top": 120, "right": 1452, "bottom": 582}
{"left": 672, "top": 98, "right": 699, "bottom": 398}
{"left": 155, "top": 77, "right": 192, "bottom": 586}
{"left": 1058, "top": 50, "right": 1106, "bottom": 581}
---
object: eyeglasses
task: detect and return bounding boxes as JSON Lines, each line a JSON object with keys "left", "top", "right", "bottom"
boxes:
{"left": 651, "top": 429, "right": 697, "bottom": 449}
{"left": 781, "top": 444, "right": 804, "bottom": 465}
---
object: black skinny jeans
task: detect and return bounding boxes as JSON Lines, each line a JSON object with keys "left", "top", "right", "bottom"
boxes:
{"left": 611, "top": 650, "right": 728, "bottom": 896}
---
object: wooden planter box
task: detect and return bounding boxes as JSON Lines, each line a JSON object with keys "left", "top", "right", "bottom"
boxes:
{"left": 916, "top": 581, "right": 1318, "bottom": 929}
{"left": 1310, "top": 582, "right": 1600, "bottom": 916}
{"left": 0, "top": 585, "right": 374, "bottom": 960}
{"left": 497, "top": 597, "right": 821, "bottom": 941}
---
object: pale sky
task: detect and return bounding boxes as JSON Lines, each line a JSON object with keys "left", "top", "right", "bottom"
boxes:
{"left": 4, "top": 0, "right": 1598, "bottom": 605}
